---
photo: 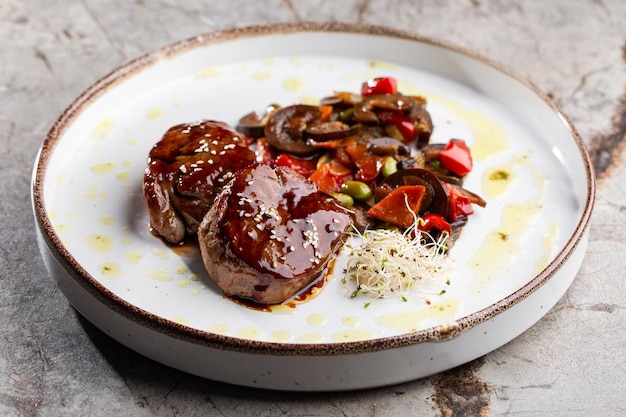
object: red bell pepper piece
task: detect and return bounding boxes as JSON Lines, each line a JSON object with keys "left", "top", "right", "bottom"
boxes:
{"left": 344, "top": 143, "right": 383, "bottom": 182}
{"left": 275, "top": 153, "right": 319, "bottom": 178}
{"left": 385, "top": 112, "right": 416, "bottom": 143}
{"left": 445, "top": 183, "right": 474, "bottom": 221}
{"left": 309, "top": 161, "right": 351, "bottom": 194}
{"left": 439, "top": 139, "right": 473, "bottom": 177}
{"left": 367, "top": 185, "right": 426, "bottom": 228}
{"left": 418, "top": 213, "right": 451, "bottom": 233}
{"left": 361, "top": 77, "right": 398, "bottom": 96}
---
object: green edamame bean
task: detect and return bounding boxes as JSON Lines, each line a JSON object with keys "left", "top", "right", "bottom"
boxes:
{"left": 381, "top": 156, "right": 398, "bottom": 178}
{"left": 340, "top": 180, "right": 372, "bottom": 201}
{"left": 330, "top": 192, "right": 354, "bottom": 208}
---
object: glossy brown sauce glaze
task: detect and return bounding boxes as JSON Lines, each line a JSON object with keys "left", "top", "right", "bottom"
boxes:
{"left": 198, "top": 164, "right": 353, "bottom": 304}
{"left": 143, "top": 120, "right": 256, "bottom": 243}
{"left": 221, "top": 164, "right": 352, "bottom": 280}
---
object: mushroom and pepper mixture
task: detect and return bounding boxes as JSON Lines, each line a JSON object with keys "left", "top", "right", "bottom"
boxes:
{"left": 144, "top": 76, "right": 485, "bottom": 304}
{"left": 235, "top": 77, "right": 486, "bottom": 301}
{"left": 237, "top": 76, "right": 485, "bottom": 246}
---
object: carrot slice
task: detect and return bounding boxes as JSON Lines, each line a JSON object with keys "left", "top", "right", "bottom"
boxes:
{"left": 367, "top": 185, "right": 426, "bottom": 228}
{"left": 319, "top": 105, "right": 333, "bottom": 122}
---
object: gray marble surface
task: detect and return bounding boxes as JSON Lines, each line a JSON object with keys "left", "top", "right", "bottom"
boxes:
{"left": 2, "top": 1, "right": 625, "bottom": 416}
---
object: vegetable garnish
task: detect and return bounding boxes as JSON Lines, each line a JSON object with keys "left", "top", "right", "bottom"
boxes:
{"left": 232, "top": 76, "right": 487, "bottom": 304}
{"left": 343, "top": 209, "right": 450, "bottom": 303}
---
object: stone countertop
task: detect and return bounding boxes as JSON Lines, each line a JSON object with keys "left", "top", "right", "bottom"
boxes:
{"left": 1, "top": 1, "right": 625, "bottom": 416}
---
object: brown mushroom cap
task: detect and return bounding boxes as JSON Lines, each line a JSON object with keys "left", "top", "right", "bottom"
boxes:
{"left": 264, "top": 104, "right": 322, "bottom": 156}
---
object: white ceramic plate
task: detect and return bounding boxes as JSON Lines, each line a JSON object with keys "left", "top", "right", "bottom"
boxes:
{"left": 32, "top": 23, "right": 594, "bottom": 391}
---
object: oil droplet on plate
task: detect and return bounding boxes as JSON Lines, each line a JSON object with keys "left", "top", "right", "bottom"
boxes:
{"left": 282, "top": 77, "right": 303, "bottom": 91}
{"left": 296, "top": 332, "right": 324, "bottom": 344}
{"left": 152, "top": 248, "right": 169, "bottom": 259}
{"left": 124, "top": 251, "right": 144, "bottom": 264}
{"left": 237, "top": 327, "right": 261, "bottom": 340}
{"left": 469, "top": 202, "right": 543, "bottom": 292}
{"left": 55, "top": 223, "right": 71, "bottom": 234}
{"left": 270, "top": 304, "right": 295, "bottom": 315}
{"left": 99, "top": 262, "right": 121, "bottom": 278}
{"left": 331, "top": 330, "right": 374, "bottom": 342}
{"left": 482, "top": 167, "right": 515, "bottom": 199}
{"left": 177, "top": 279, "right": 191, "bottom": 288}
{"left": 252, "top": 72, "right": 272, "bottom": 81}
{"left": 54, "top": 174, "right": 64, "bottom": 187}
{"left": 307, "top": 313, "right": 327, "bottom": 327}
{"left": 376, "top": 300, "right": 461, "bottom": 332}
{"left": 189, "top": 273, "right": 201, "bottom": 281}
{"left": 171, "top": 316, "right": 188, "bottom": 325}
{"left": 175, "top": 266, "right": 188, "bottom": 274}
{"left": 299, "top": 94, "right": 319, "bottom": 105}
{"left": 86, "top": 234, "right": 113, "bottom": 253}
{"left": 209, "top": 324, "right": 228, "bottom": 335}
{"left": 268, "top": 330, "right": 294, "bottom": 342}
{"left": 429, "top": 95, "right": 509, "bottom": 161}
{"left": 146, "top": 107, "right": 164, "bottom": 120}
{"left": 368, "top": 60, "right": 397, "bottom": 70}
{"left": 147, "top": 269, "right": 172, "bottom": 282}
{"left": 91, "top": 162, "right": 115, "bottom": 174}
{"left": 116, "top": 171, "right": 130, "bottom": 181}
{"left": 534, "top": 220, "right": 560, "bottom": 275}
{"left": 196, "top": 67, "right": 220, "bottom": 78}
{"left": 91, "top": 118, "right": 114, "bottom": 140}
{"left": 98, "top": 216, "right": 116, "bottom": 226}
{"left": 341, "top": 316, "right": 360, "bottom": 328}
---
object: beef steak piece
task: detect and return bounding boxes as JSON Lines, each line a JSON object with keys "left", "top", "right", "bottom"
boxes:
{"left": 143, "top": 120, "right": 256, "bottom": 243}
{"left": 198, "top": 163, "right": 352, "bottom": 304}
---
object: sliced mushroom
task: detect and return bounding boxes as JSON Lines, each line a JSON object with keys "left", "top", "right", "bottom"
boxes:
{"left": 367, "top": 137, "right": 410, "bottom": 157}
{"left": 236, "top": 104, "right": 281, "bottom": 138}
{"left": 354, "top": 94, "right": 417, "bottom": 124}
{"left": 412, "top": 105, "right": 434, "bottom": 145}
{"left": 382, "top": 168, "right": 450, "bottom": 217}
{"left": 236, "top": 111, "right": 265, "bottom": 137}
{"left": 264, "top": 105, "right": 322, "bottom": 156}
{"left": 304, "top": 120, "right": 354, "bottom": 142}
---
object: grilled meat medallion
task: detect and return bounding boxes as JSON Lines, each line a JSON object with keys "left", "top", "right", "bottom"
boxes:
{"left": 198, "top": 164, "right": 353, "bottom": 304}
{"left": 143, "top": 120, "right": 256, "bottom": 243}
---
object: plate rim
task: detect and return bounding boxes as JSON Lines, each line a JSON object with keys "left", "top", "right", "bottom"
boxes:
{"left": 32, "top": 21, "right": 596, "bottom": 356}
